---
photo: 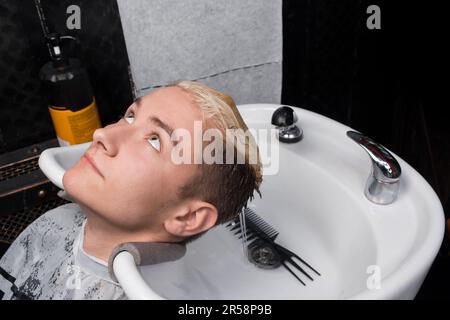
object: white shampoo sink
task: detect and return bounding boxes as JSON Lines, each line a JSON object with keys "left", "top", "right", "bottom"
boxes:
{"left": 38, "top": 104, "right": 445, "bottom": 299}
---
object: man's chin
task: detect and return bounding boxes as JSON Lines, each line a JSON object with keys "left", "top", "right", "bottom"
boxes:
{"left": 63, "top": 167, "right": 95, "bottom": 203}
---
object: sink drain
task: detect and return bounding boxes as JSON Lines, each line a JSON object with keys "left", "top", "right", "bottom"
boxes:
{"left": 247, "top": 239, "right": 281, "bottom": 269}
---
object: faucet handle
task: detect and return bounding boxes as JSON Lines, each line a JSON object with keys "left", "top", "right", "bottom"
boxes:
{"left": 271, "top": 106, "right": 303, "bottom": 143}
{"left": 346, "top": 131, "right": 401, "bottom": 205}
{"left": 271, "top": 106, "right": 298, "bottom": 127}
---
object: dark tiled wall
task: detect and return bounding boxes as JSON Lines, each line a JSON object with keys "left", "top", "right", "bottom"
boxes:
{"left": 282, "top": 0, "right": 449, "bottom": 207}
{"left": 0, "top": 0, "right": 133, "bottom": 153}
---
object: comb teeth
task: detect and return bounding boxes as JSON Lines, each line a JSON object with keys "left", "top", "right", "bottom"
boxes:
{"left": 226, "top": 208, "right": 279, "bottom": 243}
{"left": 244, "top": 208, "right": 279, "bottom": 241}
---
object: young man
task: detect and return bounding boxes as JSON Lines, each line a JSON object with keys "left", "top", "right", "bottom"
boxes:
{"left": 0, "top": 80, "right": 262, "bottom": 299}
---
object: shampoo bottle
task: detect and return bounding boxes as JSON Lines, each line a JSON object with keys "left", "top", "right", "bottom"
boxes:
{"left": 39, "top": 33, "right": 101, "bottom": 146}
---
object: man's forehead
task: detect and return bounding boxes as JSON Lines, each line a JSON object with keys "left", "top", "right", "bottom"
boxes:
{"left": 137, "top": 87, "right": 195, "bottom": 110}
{"left": 133, "top": 87, "right": 202, "bottom": 129}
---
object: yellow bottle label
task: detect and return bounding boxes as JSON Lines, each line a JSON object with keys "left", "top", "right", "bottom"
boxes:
{"left": 48, "top": 99, "right": 102, "bottom": 146}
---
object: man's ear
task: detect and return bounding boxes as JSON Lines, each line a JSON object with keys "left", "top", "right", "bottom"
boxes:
{"left": 164, "top": 200, "right": 218, "bottom": 238}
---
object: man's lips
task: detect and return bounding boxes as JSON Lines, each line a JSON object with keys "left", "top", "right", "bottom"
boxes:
{"left": 82, "top": 153, "right": 104, "bottom": 178}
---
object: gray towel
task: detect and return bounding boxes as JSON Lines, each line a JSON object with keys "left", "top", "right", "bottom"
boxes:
{"left": 117, "top": 0, "right": 282, "bottom": 104}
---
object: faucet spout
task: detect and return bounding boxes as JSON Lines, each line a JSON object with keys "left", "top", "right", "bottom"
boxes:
{"left": 347, "top": 131, "right": 402, "bottom": 205}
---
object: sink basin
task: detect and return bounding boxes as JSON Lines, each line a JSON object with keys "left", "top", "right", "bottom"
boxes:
{"left": 38, "top": 104, "right": 445, "bottom": 299}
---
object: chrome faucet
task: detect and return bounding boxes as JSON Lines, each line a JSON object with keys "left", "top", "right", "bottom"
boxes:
{"left": 271, "top": 106, "right": 303, "bottom": 143}
{"left": 346, "top": 131, "right": 402, "bottom": 205}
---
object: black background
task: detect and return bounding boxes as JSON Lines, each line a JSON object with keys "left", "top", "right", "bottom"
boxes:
{"left": 282, "top": 0, "right": 447, "bottom": 207}
{"left": 0, "top": 0, "right": 448, "bottom": 299}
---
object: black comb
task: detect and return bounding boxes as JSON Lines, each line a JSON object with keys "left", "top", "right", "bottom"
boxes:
{"left": 226, "top": 208, "right": 321, "bottom": 286}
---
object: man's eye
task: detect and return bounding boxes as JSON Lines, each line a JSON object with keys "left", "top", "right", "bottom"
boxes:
{"left": 123, "top": 112, "right": 160, "bottom": 152}
{"left": 124, "top": 112, "right": 134, "bottom": 124}
{"left": 148, "top": 134, "right": 161, "bottom": 152}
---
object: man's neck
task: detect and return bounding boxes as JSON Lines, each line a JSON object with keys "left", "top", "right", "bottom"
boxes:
{"left": 78, "top": 204, "right": 165, "bottom": 262}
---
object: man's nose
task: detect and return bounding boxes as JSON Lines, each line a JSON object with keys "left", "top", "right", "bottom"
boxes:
{"left": 92, "top": 123, "right": 124, "bottom": 156}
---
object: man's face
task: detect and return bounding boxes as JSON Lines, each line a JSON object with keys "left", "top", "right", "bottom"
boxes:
{"left": 63, "top": 87, "right": 201, "bottom": 233}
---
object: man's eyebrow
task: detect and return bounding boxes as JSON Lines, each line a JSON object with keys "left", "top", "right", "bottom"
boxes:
{"left": 132, "top": 99, "right": 177, "bottom": 147}
{"left": 134, "top": 97, "right": 144, "bottom": 108}
{"left": 149, "top": 116, "right": 177, "bottom": 146}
